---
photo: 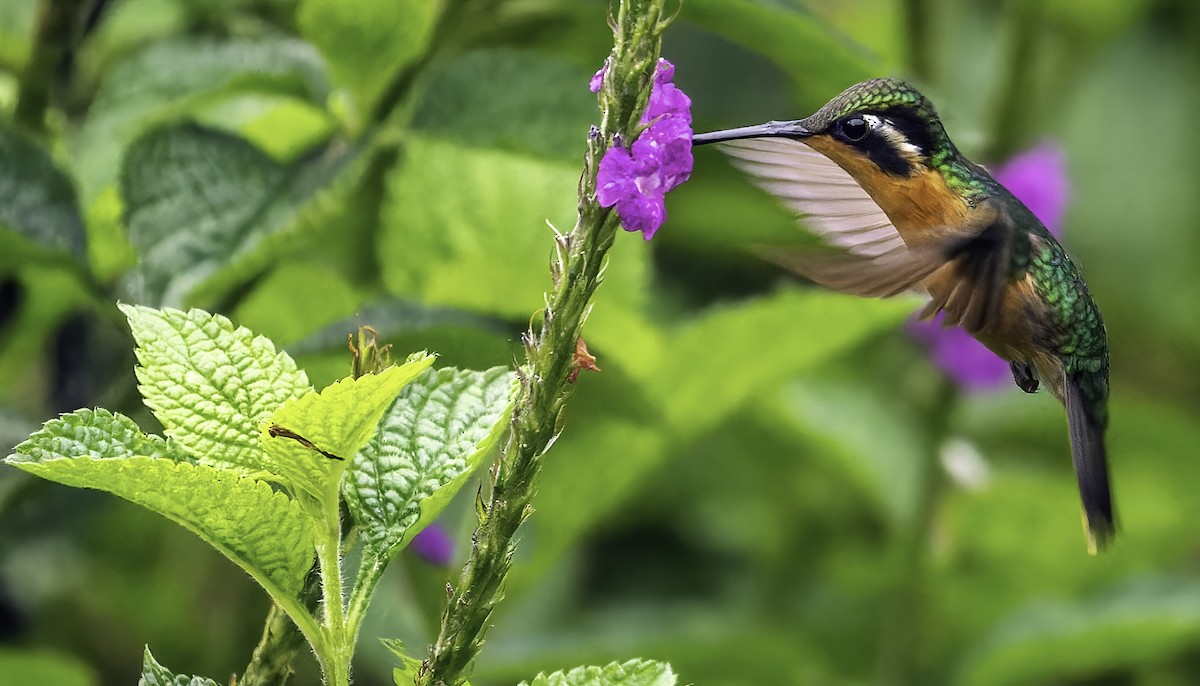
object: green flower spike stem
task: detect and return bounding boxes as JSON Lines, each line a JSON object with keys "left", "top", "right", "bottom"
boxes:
{"left": 418, "top": 2, "right": 672, "bottom": 685}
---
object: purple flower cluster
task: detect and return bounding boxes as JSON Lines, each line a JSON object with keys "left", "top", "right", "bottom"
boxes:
{"left": 910, "top": 143, "right": 1069, "bottom": 392}
{"left": 592, "top": 59, "right": 693, "bottom": 240}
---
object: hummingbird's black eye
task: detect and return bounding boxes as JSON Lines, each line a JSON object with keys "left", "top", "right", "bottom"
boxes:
{"left": 840, "top": 116, "right": 870, "bottom": 142}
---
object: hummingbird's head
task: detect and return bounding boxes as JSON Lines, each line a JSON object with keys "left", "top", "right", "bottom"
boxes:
{"left": 693, "top": 78, "right": 981, "bottom": 228}
{"left": 694, "top": 78, "right": 955, "bottom": 180}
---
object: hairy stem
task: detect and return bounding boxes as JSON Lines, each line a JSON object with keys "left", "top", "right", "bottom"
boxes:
{"left": 241, "top": 602, "right": 309, "bottom": 686}
{"left": 417, "top": 2, "right": 669, "bottom": 684}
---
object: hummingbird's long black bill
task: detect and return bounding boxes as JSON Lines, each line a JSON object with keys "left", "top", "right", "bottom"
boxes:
{"left": 692, "top": 120, "right": 812, "bottom": 145}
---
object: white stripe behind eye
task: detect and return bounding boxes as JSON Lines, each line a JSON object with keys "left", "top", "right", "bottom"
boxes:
{"left": 867, "top": 114, "right": 923, "bottom": 160}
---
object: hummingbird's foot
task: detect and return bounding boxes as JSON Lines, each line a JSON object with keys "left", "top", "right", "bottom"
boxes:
{"left": 1010, "top": 361, "right": 1040, "bottom": 393}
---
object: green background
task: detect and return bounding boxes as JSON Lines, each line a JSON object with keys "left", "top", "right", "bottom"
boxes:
{"left": 1, "top": 0, "right": 1198, "bottom": 684}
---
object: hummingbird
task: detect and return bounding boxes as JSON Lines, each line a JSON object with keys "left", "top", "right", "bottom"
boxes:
{"left": 693, "top": 78, "right": 1114, "bottom": 551}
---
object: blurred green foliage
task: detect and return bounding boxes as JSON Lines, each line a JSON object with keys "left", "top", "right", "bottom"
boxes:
{"left": 1, "top": 0, "right": 1199, "bottom": 684}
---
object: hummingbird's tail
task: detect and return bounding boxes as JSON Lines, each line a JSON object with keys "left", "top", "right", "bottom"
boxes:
{"left": 1066, "top": 372, "right": 1115, "bottom": 553}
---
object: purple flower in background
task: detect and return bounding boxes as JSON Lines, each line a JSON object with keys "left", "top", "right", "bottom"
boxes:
{"left": 410, "top": 524, "right": 454, "bottom": 566}
{"left": 592, "top": 59, "right": 693, "bottom": 240}
{"left": 910, "top": 143, "right": 1069, "bottom": 392}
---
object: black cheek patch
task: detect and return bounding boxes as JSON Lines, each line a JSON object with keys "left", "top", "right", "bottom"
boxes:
{"left": 863, "top": 135, "right": 916, "bottom": 177}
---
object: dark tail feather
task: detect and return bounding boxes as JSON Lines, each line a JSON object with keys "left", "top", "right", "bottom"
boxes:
{"left": 1066, "top": 374, "right": 1116, "bottom": 553}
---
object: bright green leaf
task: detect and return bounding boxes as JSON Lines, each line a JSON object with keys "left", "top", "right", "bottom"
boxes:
{"left": 6, "top": 409, "right": 315, "bottom": 599}
{"left": 191, "top": 92, "right": 336, "bottom": 163}
{"left": 74, "top": 35, "right": 328, "bottom": 204}
{"left": 297, "top": 0, "right": 438, "bottom": 115}
{"left": 519, "top": 659, "right": 677, "bottom": 686}
{"left": 379, "top": 136, "right": 579, "bottom": 318}
{"left": 139, "top": 646, "right": 220, "bottom": 686}
{"left": 0, "top": 647, "right": 96, "bottom": 686}
{"left": 956, "top": 579, "right": 1200, "bottom": 686}
{"left": 411, "top": 48, "right": 597, "bottom": 159}
{"left": 647, "top": 289, "right": 918, "bottom": 436}
{"left": 0, "top": 123, "right": 87, "bottom": 266}
{"left": 263, "top": 356, "right": 436, "bottom": 511}
{"left": 119, "top": 124, "right": 364, "bottom": 307}
{"left": 0, "top": 0, "right": 36, "bottom": 72}
{"left": 343, "top": 366, "right": 515, "bottom": 559}
{"left": 122, "top": 305, "right": 312, "bottom": 474}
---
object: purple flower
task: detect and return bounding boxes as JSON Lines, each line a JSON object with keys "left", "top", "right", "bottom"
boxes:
{"left": 910, "top": 143, "right": 1069, "bottom": 391}
{"left": 410, "top": 524, "right": 454, "bottom": 566}
{"left": 592, "top": 58, "right": 693, "bottom": 240}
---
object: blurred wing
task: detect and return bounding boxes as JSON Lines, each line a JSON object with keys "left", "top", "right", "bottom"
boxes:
{"left": 918, "top": 201, "right": 1014, "bottom": 334}
{"left": 718, "top": 137, "right": 942, "bottom": 296}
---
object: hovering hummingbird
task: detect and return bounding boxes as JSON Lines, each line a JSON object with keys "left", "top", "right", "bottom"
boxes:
{"left": 693, "top": 78, "right": 1113, "bottom": 551}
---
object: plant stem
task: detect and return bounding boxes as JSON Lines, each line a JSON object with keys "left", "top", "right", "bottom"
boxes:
{"left": 417, "top": 2, "right": 669, "bottom": 684}
{"left": 241, "top": 602, "right": 309, "bottom": 686}
{"left": 986, "top": 5, "right": 1037, "bottom": 161}
{"left": 15, "top": 0, "right": 86, "bottom": 133}
{"left": 874, "top": 379, "right": 956, "bottom": 686}
{"left": 903, "top": 0, "right": 933, "bottom": 82}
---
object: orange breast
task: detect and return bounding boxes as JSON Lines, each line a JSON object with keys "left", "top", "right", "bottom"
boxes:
{"left": 802, "top": 136, "right": 978, "bottom": 247}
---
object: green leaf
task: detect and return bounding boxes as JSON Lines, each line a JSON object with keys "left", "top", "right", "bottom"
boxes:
{"left": 262, "top": 356, "right": 436, "bottom": 512}
{"left": 119, "top": 124, "right": 364, "bottom": 307}
{"left": 411, "top": 48, "right": 597, "bottom": 159}
{"left": 343, "top": 366, "right": 515, "bottom": 559}
{"left": 122, "top": 305, "right": 312, "bottom": 474}
{"left": 0, "top": 647, "right": 96, "bottom": 686}
{"left": 191, "top": 92, "right": 336, "bottom": 163}
{"left": 519, "top": 660, "right": 677, "bottom": 686}
{"left": 777, "top": 376, "right": 928, "bottom": 528}
{"left": 647, "top": 289, "right": 918, "bottom": 436}
{"left": 287, "top": 300, "right": 512, "bottom": 356}
{"left": 139, "top": 646, "right": 220, "bottom": 686}
{"left": 956, "top": 579, "right": 1200, "bottom": 686}
{"left": 74, "top": 35, "right": 328, "bottom": 204}
{"left": 297, "top": 0, "right": 437, "bottom": 115}
{"left": 681, "top": 0, "right": 877, "bottom": 107}
{"left": 0, "top": 0, "right": 36, "bottom": 72}
{"left": 6, "top": 409, "right": 315, "bottom": 599}
{"left": 0, "top": 122, "right": 87, "bottom": 265}
{"left": 379, "top": 136, "right": 579, "bottom": 318}
{"left": 382, "top": 638, "right": 462, "bottom": 686}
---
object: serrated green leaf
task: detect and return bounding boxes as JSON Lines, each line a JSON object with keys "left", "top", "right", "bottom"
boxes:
{"left": 263, "top": 356, "right": 436, "bottom": 511}
{"left": 6, "top": 409, "right": 314, "bottom": 599}
{"left": 648, "top": 289, "right": 918, "bottom": 436}
{"left": 343, "top": 366, "right": 515, "bottom": 559}
{"left": 119, "top": 124, "right": 364, "bottom": 307}
{"left": 519, "top": 659, "right": 676, "bottom": 686}
{"left": 122, "top": 305, "right": 312, "bottom": 475}
{"left": 956, "top": 580, "right": 1200, "bottom": 686}
{"left": 411, "top": 48, "right": 597, "bottom": 159}
{"left": 0, "top": 122, "right": 87, "bottom": 265}
{"left": 681, "top": 0, "right": 876, "bottom": 107}
{"left": 379, "top": 136, "right": 579, "bottom": 319}
{"left": 74, "top": 35, "right": 328, "bottom": 204}
{"left": 139, "top": 646, "right": 220, "bottom": 686}
{"left": 298, "top": 0, "right": 437, "bottom": 115}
